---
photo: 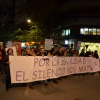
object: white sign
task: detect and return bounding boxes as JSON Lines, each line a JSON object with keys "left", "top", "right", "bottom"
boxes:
{"left": 7, "top": 41, "right": 13, "bottom": 47}
{"left": 9, "top": 56, "right": 100, "bottom": 83}
{"left": 45, "top": 39, "right": 53, "bottom": 50}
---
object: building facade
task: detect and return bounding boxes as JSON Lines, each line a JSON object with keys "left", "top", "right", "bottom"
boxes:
{"left": 57, "top": 0, "right": 100, "bottom": 55}
{"left": 0, "top": 0, "right": 100, "bottom": 55}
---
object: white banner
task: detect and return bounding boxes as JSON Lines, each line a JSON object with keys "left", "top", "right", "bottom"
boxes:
{"left": 9, "top": 56, "right": 100, "bottom": 83}
{"left": 7, "top": 41, "right": 13, "bottom": 47}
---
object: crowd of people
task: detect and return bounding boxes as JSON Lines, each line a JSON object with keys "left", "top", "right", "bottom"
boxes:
{"left": 0, "top": 45, "right": 99, "bottom": 91}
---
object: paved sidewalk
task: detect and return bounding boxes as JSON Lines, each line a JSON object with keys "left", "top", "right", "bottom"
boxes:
{"left": 0, "top": 73, "right": 100, "bottom": 100}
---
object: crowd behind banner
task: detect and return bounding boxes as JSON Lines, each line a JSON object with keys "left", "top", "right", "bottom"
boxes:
{"left": 0, "top": 45, "right": 99, "bottom": 91}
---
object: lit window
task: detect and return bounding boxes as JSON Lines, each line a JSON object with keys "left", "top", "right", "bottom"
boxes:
{"left": 68, "top": 29, "right": 70, "bottom": 35}
{"left": 97, "top": 29, "right": 100, "bottom": 35}
{"left": 62, "top": 30, "right": 66, "bottom": 36}
{"left": 93, "top": 28, "right": 96, "bottom": 35}
{"left": 65, "top": 29, "right": 70, "bottom": 35}
{"left": 65, "top": 40, "right": 68, "bottom": 44}
{"left": 62, "top": 29, "right": 70, "bottom": 36}
{"left": 80, "top": 28, "right": 89, "bottom": 35}
{"left": 89, "top": 29, "right": 93, "bottom": 35}
{"left": 80, "top": 28, "right": 84, "bottom": 34}
{"left": 66, "top": 30, "right": 69, "bottom": 35}
{"left": 80, "top": 28, "right": 99, "bottom": 35}
{"left": 84, "top": 28, "right": 88, "bottom": 35}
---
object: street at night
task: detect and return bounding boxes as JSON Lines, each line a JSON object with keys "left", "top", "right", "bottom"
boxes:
{"left": 0, "top": 73, "right": 100, "bottom": 100}
{"left": 0, "top": 0, "right": 100, "bottom": 100}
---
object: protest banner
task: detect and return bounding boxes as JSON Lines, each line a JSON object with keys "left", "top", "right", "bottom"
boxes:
{"left": 9, "top": 56, "right": 100, "bottom": 83}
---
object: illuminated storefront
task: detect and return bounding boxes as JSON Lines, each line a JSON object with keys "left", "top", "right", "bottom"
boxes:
{"left": 80, "top": 28, "right": 100, "bottom": 35}
{"left": 80, "top": 42, "right": 100, "bottom": 57}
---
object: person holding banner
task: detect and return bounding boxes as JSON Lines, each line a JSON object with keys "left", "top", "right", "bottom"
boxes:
{"left": 47, "top": 48, "right": 58, "bottom": 84}
{"left": 93, "top": 50, "right": 99, "bottom": 59}
{"left": 30, "top": 48, "right": 36, "bottom": 56}
{"left": 23, "top": 49, "right": 34, "bottom": 89}
{"left": 55, "top": 47, "right": 64, "bottom": 80}
{"left": 37, "top": 48, "right": 48, "bottom": 86}
{"left": 79, "top": 49, "right": 86, "bottom": 76}
{"left": 55, "top": 47, "right": 64, "bottom": 57}
{"left": 93, "top": 50, "right": 99, "bottom": 75}
{"left": 3, "top": 48, "right": 13, "bottom": 91}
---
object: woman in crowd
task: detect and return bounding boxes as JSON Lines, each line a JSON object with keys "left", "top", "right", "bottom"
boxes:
{"left": 3, "top": 48, "right": 13, "bottom": 91}
{"left": 23, "top": 48, "right": 34, "bottom": 89}
{"left": 21, "top": 49, "right": 26, "bottom": 56}
{"left": 48, "top": 48, "right": 56, "bottom": 56}
{"left": 73, "top": 50, "right": 79, "bottom": 57}
{"left": 66, "top": 48, "right": 70, "bottom": 57}
{"left": 30, "top": 47, "right": 36, "bottom": 56}
{"left": 63, "top": 50, "right": 67, "bottom": 57}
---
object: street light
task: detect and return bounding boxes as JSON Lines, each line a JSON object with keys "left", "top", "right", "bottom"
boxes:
{"left": 26, "top": 19, "right": 38, "bottom": 48}
{"left": 27, "top": 19, "right": 31, "bottom": 23}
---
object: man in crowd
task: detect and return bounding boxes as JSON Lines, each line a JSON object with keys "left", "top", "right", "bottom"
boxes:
{"left": 37, "top": 48, "right": 48, "bottom": 86}
{"left": 55, "top": 47, "right": 64, "bottom": 80}
{"left": 79, "top": 49, "right": 85, "bottom": 57}
{"left": 55, "top": 47, "right": 64, "bottom": 56}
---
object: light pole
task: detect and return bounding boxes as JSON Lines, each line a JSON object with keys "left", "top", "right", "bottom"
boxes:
{"left": 27, "top": 19, "right": 37, "bottom": 48}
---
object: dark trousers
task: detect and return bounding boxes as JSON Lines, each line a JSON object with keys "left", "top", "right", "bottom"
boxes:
{"left": 0, "top": 63, "right": 3, "bottom": 74}
{"left": 4, "top": 70, "right": 11, "bottom": 89}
